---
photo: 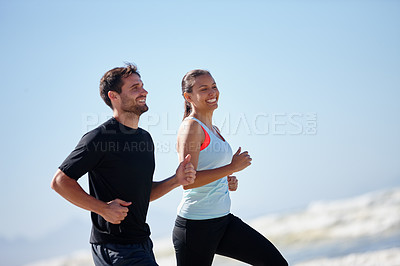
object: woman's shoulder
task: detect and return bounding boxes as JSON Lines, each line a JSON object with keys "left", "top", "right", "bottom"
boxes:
{"left": 181, "top": 117, "right": 204, "bottom": 131}
{"left": 178, "top": 118, "right": 205, "bottom": 139}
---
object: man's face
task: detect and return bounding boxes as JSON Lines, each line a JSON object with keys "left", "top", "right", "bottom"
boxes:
{"left": 118, "top": 73, "right": 149, "bottom": 115}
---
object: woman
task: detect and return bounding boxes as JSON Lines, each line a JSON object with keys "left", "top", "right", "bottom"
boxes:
{"left": 173, "top": 69, "right": 288, "bottom": 266}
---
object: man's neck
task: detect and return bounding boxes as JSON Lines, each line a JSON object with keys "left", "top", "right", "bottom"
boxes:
{"left": 113, "top": 110, "right": 140, "bottom": 129}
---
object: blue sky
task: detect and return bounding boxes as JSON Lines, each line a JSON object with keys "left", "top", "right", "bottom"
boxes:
{"left": 0, "top": 0, "right": 399, "bottom": 241}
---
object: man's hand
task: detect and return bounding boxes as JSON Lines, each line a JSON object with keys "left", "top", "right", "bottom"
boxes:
{"left": 228, "top": 175, "right": 238, "bottom": 191}
{"left": 101, "top": 199, "right": 132, "bottom": 224}
{"left": 176, "top": 154, "right": 196, "bottom": 186}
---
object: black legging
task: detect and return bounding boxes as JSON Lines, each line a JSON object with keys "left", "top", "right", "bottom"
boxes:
{"left": 173, "top": 213, "right": 288, "bottom": 266}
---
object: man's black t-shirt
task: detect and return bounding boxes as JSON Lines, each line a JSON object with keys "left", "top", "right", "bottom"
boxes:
{"left": 59, "top": 117, "right": 155, "bottom": 244}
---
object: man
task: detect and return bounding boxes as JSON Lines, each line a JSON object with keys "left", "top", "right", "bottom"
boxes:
{"left": 51, "top": 63, "right": 196, "bottom": 265}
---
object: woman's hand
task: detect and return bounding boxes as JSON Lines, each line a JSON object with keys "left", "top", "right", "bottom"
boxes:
{"left": 230, "top": 147, "right": 252, "bottom": 173}
{"left": 227, "top": 175, "right": 238, "bottom": 191}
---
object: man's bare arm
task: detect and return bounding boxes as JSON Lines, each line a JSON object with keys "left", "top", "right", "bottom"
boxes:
{"left": 150, "top": 154, "right": 196, "bottom": 201}
{"left": 51, "top": 169, "right": 131, "bottom": 224}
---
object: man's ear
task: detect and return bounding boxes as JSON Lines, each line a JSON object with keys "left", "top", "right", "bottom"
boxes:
{"left": 108, "top": 91, "right": 119, "bottom": 102}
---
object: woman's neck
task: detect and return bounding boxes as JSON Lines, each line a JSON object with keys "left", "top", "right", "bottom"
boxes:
{"left": 190, "top": 110, "right": 214, "bottom": 129}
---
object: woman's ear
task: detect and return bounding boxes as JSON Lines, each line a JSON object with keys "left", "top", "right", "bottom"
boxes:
{"left": 183, "top": 92, "right": 192, "bottom": 103}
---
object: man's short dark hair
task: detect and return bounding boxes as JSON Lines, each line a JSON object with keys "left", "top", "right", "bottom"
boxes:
{"left": 99, "top": 63, "right": 141, "bottom": 109}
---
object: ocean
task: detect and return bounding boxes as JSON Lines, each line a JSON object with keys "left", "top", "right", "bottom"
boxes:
{"left": 26, "top": 187, "right": 400, "bottom": 266}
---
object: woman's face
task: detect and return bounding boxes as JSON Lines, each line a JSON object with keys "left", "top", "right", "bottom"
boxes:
{"left": 187, "top": 74, "right": 219, "bottom": 112}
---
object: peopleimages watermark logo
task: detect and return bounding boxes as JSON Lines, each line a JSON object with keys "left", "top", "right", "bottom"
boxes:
{"left": 82, "top": 112, "right": 318, "bottom": 136}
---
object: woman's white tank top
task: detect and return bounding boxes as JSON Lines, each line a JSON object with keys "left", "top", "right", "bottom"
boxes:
{"left": 177, "top": 117, "right": 233, "bottom": 220}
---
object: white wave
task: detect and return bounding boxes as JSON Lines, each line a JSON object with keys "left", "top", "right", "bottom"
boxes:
{"left": 25, "top": 250, "right": 93, "bottom": 266}
{"left": 250, "top": 187, "right": 400, "bottom": 246}
{"left": 294, "top": 247, "right": 400, "bottom": 266}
